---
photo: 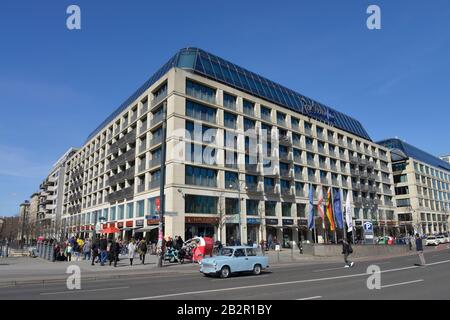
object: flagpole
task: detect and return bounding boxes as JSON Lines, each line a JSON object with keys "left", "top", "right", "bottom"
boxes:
{"left": 341, "top": 189, "right": 346, "bottom": 242}
{"left": 331, "top": 188, "right": 337, "bottom": 244}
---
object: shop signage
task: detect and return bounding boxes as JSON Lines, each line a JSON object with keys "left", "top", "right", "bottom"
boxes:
{"left": 108, "top": 222, "right": 116, "bottom": 228}
{"left": 265, "top": 218, "right": 279, "bottom": 225}
{"left": 225, "top": 215, "right": 239, "bottom": 224}
{"left": 355, "top": 221, "right": 362, "bottom": 226}
{"left": 126, "top": 221, "right": 134, "bottom": 228}
{"left": 387, "top": 220, "right": 397, "bottom": 226}
{"left": 298, "top": 219, "right": 308, "bottom": 226}
{"left": 136, "top": 219, "right": 144, "bottom": 227}
{"left": 247, "top": 218, "right": 261, "bottom": 225}
{"left": 81, "top": 226, "right": 85, "bottom": 231}
{"left": 145, "top": 215, "right": 159, "bottom": 220}
{"left": 301, "top": 97, "right": 336, "bottom": 125}
{"left": 185, "top": 217, "right": 219, "bottom": 224}
{"left": 147, "top": 219, "right": 160, "bottom": 225}
{"left": 117, "top": 222, "right": 124, "bottom": 228}
{"left": 282, "top": 219, "right": 294, "bottom": 226}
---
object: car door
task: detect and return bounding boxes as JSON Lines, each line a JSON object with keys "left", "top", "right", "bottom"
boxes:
{"left": 232, "top": 248, "right": 247, "bottom": 272}
{"left": 245, "top": 248, "right": 258, "bottom": 270}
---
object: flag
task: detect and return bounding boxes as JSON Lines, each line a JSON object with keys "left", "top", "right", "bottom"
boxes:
{"left": 333, "top": 189, "right": 344, "bottom": 229}
{"left": 308, "top": 184, "right": 315, "bottom": 230}
{"left": 326, "top": 188, "right": 335, "bottom": 231}
{"left": 317, "top": 187, "right": 325, "bottom": 221}
{"left": 345, "top": 191, "right": 353, "bottom": 232}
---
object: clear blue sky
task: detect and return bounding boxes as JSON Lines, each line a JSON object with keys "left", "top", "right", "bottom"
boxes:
{"left": 1, "top": 1, "right": 449, "bottom": 216}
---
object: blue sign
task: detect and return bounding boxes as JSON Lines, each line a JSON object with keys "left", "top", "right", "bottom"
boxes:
{"left": 282, "top": 219, "right": 294, "bottom": 226}
{"left": 145, "top": 215, "right": 159, "bottom": 220}
{"left": 247, "top": 218, "right": 261, "bottom": 225}
{"left": 363, "top": 221, "right": 374, "bottom": 232}
{"left": 265, "top": 218, "right": 279, "bottom": 226}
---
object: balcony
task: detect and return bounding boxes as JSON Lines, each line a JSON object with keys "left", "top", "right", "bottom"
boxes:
{"left": 138, "top": 161, "right": 146, "bottom": 173}
{"left": 305, "top": 144, "right": 314, "bottom": 152}
{"left": 350, "top": 169, "right": 360, "bottom": 177}
{"left": 296, "top": 189, "right": 305, "bottom": 197}
{"left": 246, "top": 184, "right": 261, "bottom": 193}
{"left": 148, "top": 157, "right": 162, "bottom": 169}
{"left": 350, "top": 157, "right": 359, "bottom": 164}
{"left": 320, "top": 177, "right": 328, "bottom": 185}
{"left": 291, "top": 124, "right": 300, "bottom": 132}
{"left": 139, "top": 123, "right": 148, "bottom": 135}
{"left": 149, "top": 114, "right": 164, "bottom": 128}
{"left": 281, "top": 187, "right": 293, "bottom": 196}
{"left": 151, "top": 91, "right": 167, "bottom": 109}
{"left": 307, "top": 159, "right": 315, "bottom": 167}
{"left": 279, "top": 152, "right": 292, "bottom": 162}
{"left": 149, "top": 179, "right": 161, "bottom": 190}
{"left": 261, "top": 113, "right": 271, "bottom": 122}
{"left": 280, "top": 169, "right": 292, "bottom": 179}
{"left": 264, "top": 185, "right": 277, "bottom": 194}
{"left": 130, "top": 113, "right": 138, "bottom": 124}
{"left": 332, "top": 179, "right": 340, "bottom": 186}
{"left": 294, "top": 172, "right": 303, "bottom": 180}
{"left": 279, "top": 135, "right": 292, "bottom": 146}
{"left": 137, "top": 183, "right": 145, "bottom": 193}
{"left": 245, "top": 164, "right": 259, "bottom": 174}
{"left": 380, "top": 164, "right": 390, "bottom": 172}
{"left": 149, "top": 136, "right": 163, "bottom": 148}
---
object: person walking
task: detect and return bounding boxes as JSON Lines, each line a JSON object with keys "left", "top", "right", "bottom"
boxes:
{"left": 99, "top": 235, "right": 108, "bottom": 266}
{"left": 341, "top": 238, "right": 354, "bottom": 268}
{"left": 83, "top": 239, "right": 91, "bottom": 261}
{"left": 109, "top": 239, "right": 120, "bottom": 267}
{"left": 415, "top": 233, "right": 426, "bottom": 266}
{"left": 127, "top": 240, "right": 137, "bottom": 266}
{"left": 138, "top": 239, "right": 148, "bottom": 265}
{"left": 91, "top": 239, "right": 99, "bottom": 266}
{"left": 65, "top": 243, "right": 73, "bottom": 262}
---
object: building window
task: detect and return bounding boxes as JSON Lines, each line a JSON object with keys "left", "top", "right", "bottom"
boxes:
{"left": 137, "top": 200, "right": 145, "bottom": 217}
{"left": 186, "top": 79, "right": 216, "bottom": 104}
{"left": 110, "top": 207, "right": 116, "bottom": 221}
{"left": 246, "top": 200, "right": 259, "bottom": 216}
{"left": 224, "top": 112, "right": 237, "bottom": 129}
{"left": 280, "top": 179, "right": 290, "bottom": 193}
{"left": 265, "top": 201, "right": 277, "bottom": 216}
{"left": 185, "top": 165, "right": 217, "bottom": 187}
{"left": 223, "top": 92, "right": 237, "bottom": 109}
{"left": 225, "top": 198, "right": 239, "bottom": 215}
{"left": 245, "top": 175, "right": 258, "bottom": 189}
{"left": 225, "top": 171, "right": 239, "bottom": 189}
{"left": 186, "top": 121, "right": 217, "bottom": 143}
{"left": 395, "top": 186, "right": 409, "bottom": 195}
{"left": 185, "top": 195, "right": 218, "bottom": 214}
{"left": 277, "top": 112, "right": 286, "bottom": 126}
{"left": 261, "top": 106, "right": 271, "bottom": 121}
{"left": 243, "top": 99, "right": 254, "bottom": 115}
{"left": 186, "top": 100, "right": 216, "bottom": 123}
{"left": 282, "top": 203, "right": 292, "bottom": 217}
{"left": 118, "top": 204, "right": 124, "bottom": 220}
{"left": 297, "top": 203, "right": 306, "bottom": 217}
{"left": 126, "top": 202, "right": 134, "bottom": 219}
{"left": 396, "top": 198, "right": 410, "bottom": 207}
{"left": 153, "top": 82, "right": 167, "bottom": 102}
{"left": 244, "top": 118, "right": 255, "bottom": 131}
{"left": 394, "top": 174, "right": 408, "bottom": 183}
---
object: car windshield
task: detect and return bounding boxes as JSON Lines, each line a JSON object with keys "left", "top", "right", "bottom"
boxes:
{"left": 219, "top": 248, "right": 234, "bottom": 256}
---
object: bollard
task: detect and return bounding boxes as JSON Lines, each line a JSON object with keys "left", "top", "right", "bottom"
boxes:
{"left": 50, "top": 246, "right": 54, "bottom": 262}
{"left": 47, "top": 245, "right": 51, "bottom": 260}
{"left": 291, "top": 241, "right": 295, "bottom": 261}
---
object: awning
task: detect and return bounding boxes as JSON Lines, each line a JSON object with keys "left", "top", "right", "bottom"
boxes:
{"left": 135, "top": 226, "right": 159, "bottom": 232}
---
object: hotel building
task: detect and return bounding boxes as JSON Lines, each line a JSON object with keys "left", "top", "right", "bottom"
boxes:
{"left": 378, "top": 139, "right": 450, "bottom": 234}
{"left": 61, "top": 48, "right": 397, "bottom": 246}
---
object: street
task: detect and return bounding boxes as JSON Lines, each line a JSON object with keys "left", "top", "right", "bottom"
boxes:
{"left": 1, "top": 247, "right": 449, "bottom": 300}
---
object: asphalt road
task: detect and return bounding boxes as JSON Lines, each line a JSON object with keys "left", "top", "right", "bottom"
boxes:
{"left": 1, "top": 247, "right": 449, "bottom": 300}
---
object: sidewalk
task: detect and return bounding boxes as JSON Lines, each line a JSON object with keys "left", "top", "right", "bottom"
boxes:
{"left": 0, "top": 247, "right": 435, "bottom": 287}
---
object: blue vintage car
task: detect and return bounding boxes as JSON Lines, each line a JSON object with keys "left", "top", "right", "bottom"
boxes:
{"left": 199, "top": 246, "right": 269, "bottom": 278}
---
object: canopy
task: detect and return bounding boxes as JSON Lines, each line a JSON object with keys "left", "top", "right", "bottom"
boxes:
{"left": 99, "top": 227, "right": 120, "bottom": 234}
{"left": 135, "top": 226, "right": 159, "bottom": 233}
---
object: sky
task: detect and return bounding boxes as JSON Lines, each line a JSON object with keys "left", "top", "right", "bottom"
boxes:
{"left": 0, "top": 0, "right": 449, "bottom": 216}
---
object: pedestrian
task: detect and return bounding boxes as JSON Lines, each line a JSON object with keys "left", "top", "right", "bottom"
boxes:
{"left": 65, "top": 243, "right": 73, "bottom": 262}
{"left": 109, "top": 239, "right": 120, "bottom": 267}
{"left": 128, "top": 240, "right": 137, "bottom": 266}
{"left": 91, "top": 239, "right": 99, "bottom": 266}
{"left": 341, "top": 238, "right": 354, "bottom": 268}
{"left": 83, "top": 239, "right": 91, "bottom": 261}
{"left": 138, "top": 239, "right": 148, "bottom": 264}
{"left": 415, "top": 233, "right": 426, "bottom": 266}
{"left": 99, "top": 235, "right": 108, "bottom": 266}
{"left": 53, "top": 243, "right": 60, "bottom": 262}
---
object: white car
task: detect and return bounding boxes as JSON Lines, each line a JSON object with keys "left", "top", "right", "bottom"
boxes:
{"left": 436, "top": 235, "right": 446, "bottom": 244}
{"left": 426, "top": 236, "right": 439, "bottom": 246}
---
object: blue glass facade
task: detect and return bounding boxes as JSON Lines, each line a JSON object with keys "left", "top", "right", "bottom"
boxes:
{"left": 378, "top": 138, "right": 450, "bottom": 172}
{"left": 86, "top": 47, "right": 372, "bottom": 143}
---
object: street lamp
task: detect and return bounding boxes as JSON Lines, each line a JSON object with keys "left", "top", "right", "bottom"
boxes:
{"left": 229, "top": 179, "right": 247, "bottom": 245}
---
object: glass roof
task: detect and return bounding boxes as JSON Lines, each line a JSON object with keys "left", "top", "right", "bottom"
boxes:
{"left": 86, "top": 47, "right": 372, "bottom": 142}
{"left": 378, "top": 138, "right": 450, "bottom": 172}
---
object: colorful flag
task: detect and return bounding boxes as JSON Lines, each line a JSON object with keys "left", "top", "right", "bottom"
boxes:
{"left": 333, "top": 189, "right": 344, "bottom": 229}
{"left": 308, "top": 184, "right": 315, "bottom": 230}
{"left": 317, "top": 187, "right": 325, "bottom": 221}
{"left": 345, "top": 191, "right": 353, "bottom": 232}
{"left": 326, "top": 187, "right": 335, "bottom": 231}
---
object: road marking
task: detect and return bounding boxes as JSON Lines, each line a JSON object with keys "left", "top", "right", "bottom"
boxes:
{"left": 40, "top": 286, "right": 129, "bottom": 296}
{"left": 128, "top": 259, "right": 450, "bottom": 300}
{"left": 381, "top": 279, "right": 424, "bottom": 289}
{"left": 296, "top": 296, "right": 322, "bottom": 300}
{"left": 313, "top": 267, "right": 346, "bottom": 273}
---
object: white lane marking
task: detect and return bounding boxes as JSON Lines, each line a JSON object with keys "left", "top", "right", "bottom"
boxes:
{"left": 128, "top": 259, "right": 450, "bottom": 300}
{"left": 313, "top": 267, "right": 347, "bottom": 273}
{"left": 381, "top": 279, "right": 424, "bottom": 289}
{"left": 296, "top": 296, "right": 322, "bottom": 300}
{"left": 40, "top": 286, "right": 129, "bottom": 296}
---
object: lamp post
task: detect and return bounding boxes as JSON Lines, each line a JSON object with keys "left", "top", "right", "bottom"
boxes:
{"left": 229, "top": 179, "right": 247, "bottom": 245}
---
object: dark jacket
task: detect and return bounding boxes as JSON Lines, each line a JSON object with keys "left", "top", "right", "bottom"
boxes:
{"left": 415, "top": 238, "right": 423, "bottom": 251}
{"left": 99, "top": 238, "right": 108, "bottom": 251}
{"left": 342, "top": 240, "right": 353, "bottom": 254}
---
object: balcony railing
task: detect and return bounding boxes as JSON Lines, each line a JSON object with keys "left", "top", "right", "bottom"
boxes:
{"left": 293, "top": 156, "right": 302, "bottom": 164}
{"left": 137, "top": 184, "right": 145, "bottom": 193}
{"left": 149, "top": 179, "right": 161, "bottom": 190}
{"left": 148, "top": 157, "right": 162, "bottom": 169}
{"left": 243, "top": 107, "right": 255, "bottom": 117}
{"left": 149, "top": 136, "right": 163, "bottom": 148}
{"left": 149, "top": 114, "right": 164, "bottom": 128}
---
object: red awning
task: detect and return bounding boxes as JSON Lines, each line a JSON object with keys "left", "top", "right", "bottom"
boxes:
{"left": 99, "top": 227, "right": 121, "bottom": 234}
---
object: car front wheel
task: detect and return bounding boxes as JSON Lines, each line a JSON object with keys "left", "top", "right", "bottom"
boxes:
{"left": 253, "top": 264, "right": 262, "bottom": 275}
{"left": 220, "top": 266, "right": 230, "bottom": 278}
